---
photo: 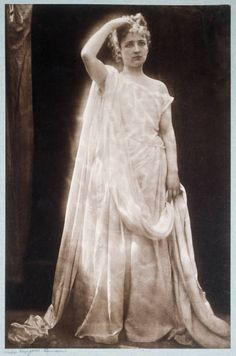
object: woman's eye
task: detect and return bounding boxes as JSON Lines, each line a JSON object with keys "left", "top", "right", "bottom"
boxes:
{"left": 125, "top": 42, "right": 133, "bottom": 48}
{"left": 138, "top": 41, "right": 146, "bottom": 46}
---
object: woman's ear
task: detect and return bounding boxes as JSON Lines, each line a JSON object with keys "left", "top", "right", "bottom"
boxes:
{"left": 116, "top": 46, "right": 123, "bottom": 63}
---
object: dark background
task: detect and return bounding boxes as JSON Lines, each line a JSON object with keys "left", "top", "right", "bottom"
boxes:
{"left": 7, "top": 5, "right": 230, "bottom": 314}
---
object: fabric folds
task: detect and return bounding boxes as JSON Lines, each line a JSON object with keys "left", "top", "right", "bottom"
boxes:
{"left": 8, "top": 65, "right": 230, "bottom": 348}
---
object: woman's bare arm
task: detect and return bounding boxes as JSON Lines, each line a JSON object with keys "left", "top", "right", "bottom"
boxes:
{"left": 159, "top": 106, "right": 180, "bottom": 201}
{"left": 81, "top": 17, "right": 130, "bottom": 88}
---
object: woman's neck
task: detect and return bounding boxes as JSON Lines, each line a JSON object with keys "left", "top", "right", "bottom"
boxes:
{"left": 121, "top": 66, "right": 144, "bottom": 77}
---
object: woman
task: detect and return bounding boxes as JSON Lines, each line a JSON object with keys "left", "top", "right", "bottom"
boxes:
{"left": 8, "top": 13, "right": 230, "bottom": 348}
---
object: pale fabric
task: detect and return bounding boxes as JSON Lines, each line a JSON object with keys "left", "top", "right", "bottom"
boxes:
{"left": 8, "top": 65, "right": 230, "bottom": 348}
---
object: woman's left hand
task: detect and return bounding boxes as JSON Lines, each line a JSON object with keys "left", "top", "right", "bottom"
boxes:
{"left": 166, "top": 172, "right": 181, "bottom": 202}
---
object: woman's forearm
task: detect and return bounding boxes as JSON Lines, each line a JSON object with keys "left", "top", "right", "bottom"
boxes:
{"left": 81, "top": 22, "right": 114, "bottom": 59}
{"left": 162, "top": 129, "right": 179, "bottom": 175}
{"left": 160, "top": 108, "right": 180, "bottom": 200}
{"left": 159, "top": 107, "right": 179, "bottom": 175}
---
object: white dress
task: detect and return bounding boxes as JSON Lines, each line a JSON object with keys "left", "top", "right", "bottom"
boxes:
{"left": 8, "top": 65, "right": 230, "bottom": 348}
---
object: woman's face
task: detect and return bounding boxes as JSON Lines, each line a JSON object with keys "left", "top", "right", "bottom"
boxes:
{"left": 120, "top": 32, "right": 149, "bottom": 68}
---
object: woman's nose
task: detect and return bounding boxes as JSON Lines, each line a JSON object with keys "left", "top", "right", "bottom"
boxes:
{"left": 134, "top": 43, "right": 140, "bottom": 52}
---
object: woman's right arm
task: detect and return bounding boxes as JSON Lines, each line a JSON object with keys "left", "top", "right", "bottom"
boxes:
{"left": 81, "top": 18, "right": 130, "bottom": 88}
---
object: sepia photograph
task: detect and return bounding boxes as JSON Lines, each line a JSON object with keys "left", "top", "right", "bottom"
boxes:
{"left": 5, "top": 3, "right": 230, "bottom": 350}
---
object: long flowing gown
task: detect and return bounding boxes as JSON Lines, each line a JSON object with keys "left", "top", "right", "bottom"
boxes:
{"left": 8, "top": 65, "right": 230, "bottom": 348}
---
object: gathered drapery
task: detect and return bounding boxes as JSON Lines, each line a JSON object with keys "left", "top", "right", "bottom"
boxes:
{"left": 8, "top": 66, "right": 230, "bottom": 348}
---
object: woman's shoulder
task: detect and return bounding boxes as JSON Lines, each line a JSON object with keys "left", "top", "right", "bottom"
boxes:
{"left": 105, "top": 64, "right": 119, "bottom": 74}
{"left": 145, "top": 76, "right": 169, "bottom": 95}
{"left": 145, "top": 77, "right": 174, "bottom": 111}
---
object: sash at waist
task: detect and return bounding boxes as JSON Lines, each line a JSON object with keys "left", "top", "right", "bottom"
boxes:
{"left": 127, "top": 134, "right": 165, "bottom": 149}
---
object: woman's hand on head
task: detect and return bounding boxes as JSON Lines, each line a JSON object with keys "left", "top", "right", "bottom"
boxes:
{"left": 108, "top": 17, "right": 132, "bottom": 31}
{"left": 166, "top": 172, "right": 181, "bottom": 202}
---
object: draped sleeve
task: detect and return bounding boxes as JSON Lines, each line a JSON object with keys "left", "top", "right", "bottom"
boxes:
{"left": 161, "top": 92, "right": 174, "bottom": 114}
{"left": 105, "top": 64, "right": 119, "bottom": 76}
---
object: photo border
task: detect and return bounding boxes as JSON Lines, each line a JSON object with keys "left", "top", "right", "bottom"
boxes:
{"left": 1, "top": 0, "right": 235, "bottom": 355}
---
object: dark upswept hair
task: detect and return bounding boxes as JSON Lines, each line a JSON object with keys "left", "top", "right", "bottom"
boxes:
{"left": 108, "top": 13, "right": 151, "bottom": 63}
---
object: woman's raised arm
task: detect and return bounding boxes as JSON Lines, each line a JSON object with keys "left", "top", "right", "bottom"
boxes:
{"left": 81, "top": 17, "right": 130, "bottom": 88}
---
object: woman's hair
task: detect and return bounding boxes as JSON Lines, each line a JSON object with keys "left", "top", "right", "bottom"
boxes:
{"left": 108, "top": 13, "right": 151, "bottom": 63}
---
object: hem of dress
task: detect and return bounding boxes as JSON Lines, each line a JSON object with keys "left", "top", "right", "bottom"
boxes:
{"left": 76, "top": 333, "right": 119, "bottom": 345}
{"left": 125, "top": 327, "right": 173, "bottom": 343}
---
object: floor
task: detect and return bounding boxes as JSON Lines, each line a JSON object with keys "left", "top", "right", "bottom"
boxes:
{"left": 5, "top": 310, "right": 230, "bottom": 349}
